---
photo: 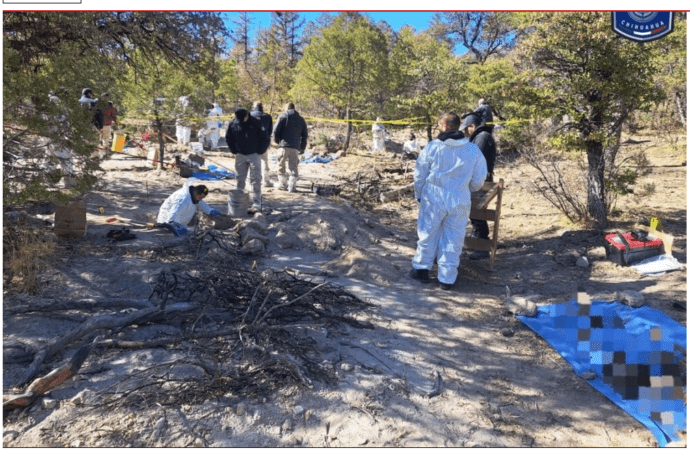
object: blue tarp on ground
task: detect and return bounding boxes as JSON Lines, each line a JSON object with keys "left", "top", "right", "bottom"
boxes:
{"left": 190, "top": 164, "right": 235, "bottom": 181}
{"left": 519, "top": 300, "right": 686, "bottom": 447}
{"left": 302, "top": 156, "right": 333, "bottom": 164}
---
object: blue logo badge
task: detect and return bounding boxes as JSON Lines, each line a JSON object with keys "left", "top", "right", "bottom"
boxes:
{"left": 612, "top": 12, "right": 675, "bottom": 42}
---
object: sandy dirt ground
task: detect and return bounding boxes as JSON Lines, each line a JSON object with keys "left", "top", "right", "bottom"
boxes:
{"left": 3, "top": 126, "right": 687, "bottom": 447}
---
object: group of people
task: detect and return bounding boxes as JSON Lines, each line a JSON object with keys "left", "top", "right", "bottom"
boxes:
{"left": 157, "top": 101, "right": 309, "bottom": 235}
{"left": 157, "top": 97, "right": 498, "bottom": 290}
{"left": 79, "top": 88, "right": 119, "bottom": 150}
{"left": 410, "top": 100, "right": 496, "bottom": 290}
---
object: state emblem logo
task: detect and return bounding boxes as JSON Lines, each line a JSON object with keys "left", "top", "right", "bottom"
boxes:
{"left": 611, "top": 12, "right": 675, "bottom": 42}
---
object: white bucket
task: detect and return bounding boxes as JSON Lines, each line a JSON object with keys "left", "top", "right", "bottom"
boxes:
{"left": 228, "top": 189, "right": 249, "bottom": 217}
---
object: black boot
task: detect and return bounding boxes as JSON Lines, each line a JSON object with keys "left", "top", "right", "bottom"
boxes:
{"left": 409, "top": 268, "right": 431, "bottom": 283}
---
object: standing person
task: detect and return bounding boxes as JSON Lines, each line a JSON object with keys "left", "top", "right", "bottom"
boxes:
{"left": 176, "top": 95, "right": 192, "bottom": 146}
{"left": 474, "top": 99, "right": 494, "bottom": 133}
{"left": 156, "top": 184, "right": 221, "bottom": 236}
{"left": 79, "top": 88, "right": 98, "bottom": 108}
{"left": 91, "top": 100, "right": 105, "bottom": 144}
{"left": 460, "top": 112, "right": 496, "bottom": 260}
{"left": 371, "top": 117, "right": 386, "bottom": 152}
{"left": 225, "top": 108, "right": 269, "bottom": 213}
{"left": 102, "top": 100, "right": 119, "bottom": 147}
{"left": 250, "top": 101, "right": 274, "bottom": 188}
{"left": 273, "top": 102, "right": 308, "bottom": 193}
{"left": 206, "top": 102, "right": 223, "bottom": 150}
{"left": 410, "top": 112, "right": 487, "bottom": 290}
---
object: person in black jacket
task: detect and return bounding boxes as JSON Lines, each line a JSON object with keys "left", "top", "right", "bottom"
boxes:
{"left": 474, "top": 99, "right": 494, "bottom": 134}
{"left": 272, "top": 102, "right": 308, "bottom": 193}
{"left": 460, "top": 112, "right": 497, "bottom": 260}
{"left": 225, "top": 108, "right": 269, "bottom": 213}
{"left": 250, "top": 101, "right": 274, "bottom": 188}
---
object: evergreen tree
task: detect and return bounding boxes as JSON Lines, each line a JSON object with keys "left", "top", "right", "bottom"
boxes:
{"left": 3, "top": 12, "right": 228, "bottom": 205}
{"left": 292, "top": 13, "right": 389, "bottom": 150}
{"left": 514, "top": 12, "right": 665, "bottom": 228}
{"left": 389, "top": 28, "right": 467, "bottom": 141}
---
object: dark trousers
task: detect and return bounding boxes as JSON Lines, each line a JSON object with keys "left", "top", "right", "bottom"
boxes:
{"left": 471, "top": 172, "right": 493, "bottom": 240}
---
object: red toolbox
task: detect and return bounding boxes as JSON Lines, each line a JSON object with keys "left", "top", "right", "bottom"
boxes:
{"left": 604, "top": 231, "right": 664, "bottom": 266}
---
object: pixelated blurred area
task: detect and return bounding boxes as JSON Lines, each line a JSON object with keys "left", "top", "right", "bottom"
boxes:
{"left": 520, "top": 300, "right": 686, "bottom": 447}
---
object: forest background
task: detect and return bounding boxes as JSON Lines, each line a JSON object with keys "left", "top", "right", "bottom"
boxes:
{"left": 3, "top": 11, "right": 687, "bottom": 229}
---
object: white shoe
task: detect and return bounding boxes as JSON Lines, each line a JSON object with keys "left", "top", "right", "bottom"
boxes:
{"left": 288, "top": 181, "right": 297, "bottom": 193}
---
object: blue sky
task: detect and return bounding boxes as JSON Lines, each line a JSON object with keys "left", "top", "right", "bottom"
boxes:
{"left": 225, "top": 11, "right": 438, "bottom": 35}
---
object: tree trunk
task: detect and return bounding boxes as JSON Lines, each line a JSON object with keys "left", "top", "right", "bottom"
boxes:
{"left": 344, "top": 106, "right": 352, "bottom": 151}
{"left": 426, "top": 114, "right": 433, "bottom": 142}
{"left": 675, "top": 91, "right": 686, "bottom": 127}
{"left": 155, "top": 112, "right": 165, "bottom": 171}
{"left": 586, "top": 140, "right": 608, "bottom": 229}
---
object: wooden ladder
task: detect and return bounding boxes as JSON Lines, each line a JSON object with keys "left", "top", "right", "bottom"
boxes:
{"left": 464, "top": 178, "right": 504, "bottom": 271}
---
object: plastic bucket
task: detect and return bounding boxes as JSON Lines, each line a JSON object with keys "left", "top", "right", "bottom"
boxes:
{"left": 112, "top": 133, "right": 126, "bottom": 153}
{"left": 228, "top": 189, "right": 249, "bottom": 217}
{"left": 190, "top": 142, "right": 204, "bottom": 155}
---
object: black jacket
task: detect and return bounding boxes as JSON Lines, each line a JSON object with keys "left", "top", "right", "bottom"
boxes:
{"left": 225, "top": 114, "right": 269, "bottom": 156}
{"left": 92, "top": 108, "right": 104, "bottom": 130}
{"left": 468, "top": 124, "right": 496, "bottom": 176}
{"left": 250, "top": 109, "right": 273, "bottom": 153}
{"left": 273, "top": 109, "right": 308, "bottom": 151}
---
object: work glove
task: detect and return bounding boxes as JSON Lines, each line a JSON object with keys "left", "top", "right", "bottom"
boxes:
{"left": 209, "top": 209, "right": 222, "bottom": 217}
{"left": 170, "top": 221, "right": 188, "bottom": 236}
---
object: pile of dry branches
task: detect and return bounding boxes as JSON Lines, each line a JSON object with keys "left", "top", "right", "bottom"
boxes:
{"left": 4, "top": 229, "right": 374, "bottom": 412}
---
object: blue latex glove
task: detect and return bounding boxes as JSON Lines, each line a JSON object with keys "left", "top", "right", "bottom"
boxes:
{"left": 170, "top": 221, "right": 188, "bottom": 236}
{"left": 209, "top": 209, "right": 222, "bottom": 217}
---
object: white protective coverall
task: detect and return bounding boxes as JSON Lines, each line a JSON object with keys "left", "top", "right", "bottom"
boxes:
{"left": 403, "top": 138, "right": 420, "bottom": 155}
{"left": 205, "top": 103, "right": 223, "bottom": 150}
{"left": 371, "top": 121, "right": 386, "bottom": 152}
{"left": 157, "top": 184, "right": 213, "bottom": 229}
{"left": 412, "top": 135, "right": 487, "bottom": 285}
{"left": 176, "top": 96, "right": 191, "bottom": 145}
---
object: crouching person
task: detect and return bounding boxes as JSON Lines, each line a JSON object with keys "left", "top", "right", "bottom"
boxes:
{"left": 156, "top": 184, "right": 221, "bottom": 236}
{"left": 410, "top": 112, "right": 487, "bottom": 290}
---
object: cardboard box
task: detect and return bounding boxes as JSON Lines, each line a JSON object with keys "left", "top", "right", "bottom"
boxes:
{"left": 54, "top": 200, "right": 87, "bottom": 238}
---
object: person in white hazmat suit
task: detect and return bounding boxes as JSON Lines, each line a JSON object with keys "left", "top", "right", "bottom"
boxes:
{"left": 205, "top": 103, "right": 223, "bottom": 150}
{"left": 175, "top": 95, "right": 192, "bottom": 145}
{"left": 156, "top": 184, "right": 221, "bottom": 236}
{"left": 409, "top": 112, "right": 487, "bottom": 290}
{"left": 371, "top": 117, "right": 387, "bottom": 152}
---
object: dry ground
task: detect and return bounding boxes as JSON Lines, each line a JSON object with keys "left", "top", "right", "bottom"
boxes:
{"left": 3, "top": 126, "right": 686, "bottom": 447}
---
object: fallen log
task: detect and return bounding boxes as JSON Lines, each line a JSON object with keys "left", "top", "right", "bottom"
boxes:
{"left": 3, "top": 343, "right": 92, "bottom": 412}
{"left": 379, "top": 182, "right": 414, "bottom": 203}
{"left": 13, "top": 302, "right": 200, "bottom": 388}
{"left": 3, "top": 297, "right": 152, "bottom": 315}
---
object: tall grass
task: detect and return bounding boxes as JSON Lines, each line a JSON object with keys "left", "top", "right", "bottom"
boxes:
{"left": 3, "top": 218, "right": 56, "bottom": 294}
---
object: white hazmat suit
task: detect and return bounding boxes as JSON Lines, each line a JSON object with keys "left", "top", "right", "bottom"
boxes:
{"left": 412, "top": 134, "right": 487, "bottom": 285}
{"left": 371, "top": 120, "right": 386, "bottom": 152}
{"left": 205, "top": 103, "right": 223, "bottom": 150}
{"left": 175, "top": 96, "right": 192, "bottom": 145}
{"left": 157, "top": 184, "right": 214, "bottom": 229}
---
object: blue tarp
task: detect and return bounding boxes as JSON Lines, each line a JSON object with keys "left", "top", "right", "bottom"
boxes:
{"left": 302, "top": 155, "right": 333, "bottom": 164}
{"left": 519, "top": 300, "right": 686, "bottom": 447}
{"left": 190, "top": 164, "right": 235, "bottom": 181}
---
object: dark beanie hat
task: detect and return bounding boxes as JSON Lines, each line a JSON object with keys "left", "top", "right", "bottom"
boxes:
{"left": 235, "top": 108, "right": 248, "bottom": 121}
